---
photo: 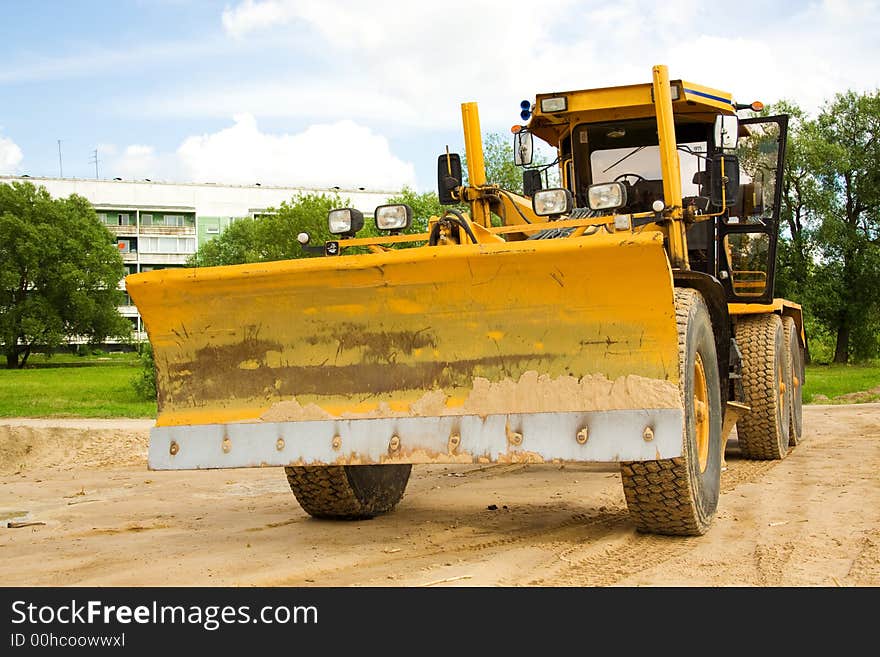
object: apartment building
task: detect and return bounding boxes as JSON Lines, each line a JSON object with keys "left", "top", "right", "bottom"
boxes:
{"left": 1, "top": 176, "right": 394, "bottom": 339}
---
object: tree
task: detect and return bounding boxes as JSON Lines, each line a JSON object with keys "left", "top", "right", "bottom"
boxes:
{"left": 809, "top": 90, "right": 880, "bottom": 362}
{"left": 0, "top": 182, "right": 129, "bottom": 368}
{"left": 189, "top": 192, "right": 347, "bottom": 266}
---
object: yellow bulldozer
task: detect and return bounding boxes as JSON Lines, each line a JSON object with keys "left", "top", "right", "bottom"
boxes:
{"left": 126, "top": 65, "right": 805, "bottom": 536}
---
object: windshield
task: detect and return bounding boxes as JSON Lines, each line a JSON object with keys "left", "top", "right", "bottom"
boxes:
{"left": 572, "top": 119, "right": 711, "bottom": 212}
{"left": 591, "top": 144, "right": 706, "bottom": 194}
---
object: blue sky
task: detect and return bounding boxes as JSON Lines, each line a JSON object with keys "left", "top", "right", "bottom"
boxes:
{"left": 1, "top": 0, "right": 879, "bottom": 192}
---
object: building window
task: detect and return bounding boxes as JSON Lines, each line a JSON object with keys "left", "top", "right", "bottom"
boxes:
{"left": 118, "top": 213, "right": 131, "bottom": 226}
{"left": 140, "top": 236, "right": 195, "bottom": 254}
{"left": 142, "top": 213, "right": 153, "bottom": 224}
{"left": 165, "top": 214, "right": 184, "bottom": 227}
{"left": 206, "top": 226, "right": 220, "bottom": 234}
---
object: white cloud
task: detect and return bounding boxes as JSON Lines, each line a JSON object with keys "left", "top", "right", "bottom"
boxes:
{"left": 222, "top": 0, "right": 290, "bottom": 38}
{"left": 109, "top": 144, "right": 168, "bottom": 180}
{"left": 102, "top": 116, "right": 416, "bottom": 188}
{"left": 211, "top": 0, "right": 880, "bottom": 131}
{"left": 0, "top": 134, "right": 23, "bottom": 174}
{"left": 176, "top": 114, "right": 415, "bottom": 188}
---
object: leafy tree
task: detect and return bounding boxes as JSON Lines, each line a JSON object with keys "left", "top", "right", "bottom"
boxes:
{"left": 189, "top": 192, "right": 347, "bottom": 266}
{"left": 808, "top": 90, "right": 880, "bottom": 362}
{"left": 0, "top": 182, "right": 129, "bottom": 368}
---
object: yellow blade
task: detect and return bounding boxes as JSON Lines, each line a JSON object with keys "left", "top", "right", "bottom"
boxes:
{"left": 126, "top": 230, "right": 681, "bottom": 428}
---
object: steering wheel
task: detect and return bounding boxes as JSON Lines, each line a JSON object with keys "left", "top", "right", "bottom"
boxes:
{"left": 613, "top": 173, "right": 647, "bottom": 184}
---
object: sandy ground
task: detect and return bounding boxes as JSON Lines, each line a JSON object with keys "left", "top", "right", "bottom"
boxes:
{"left": 0, "top": 404, "right": 877, "bottom": 587}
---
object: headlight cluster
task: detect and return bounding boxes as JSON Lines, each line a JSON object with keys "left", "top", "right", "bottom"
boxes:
{"left": 375, "top": 204, "right": 412, "bottom": 231}
{"left": 328, "top": 208, "right": 364, "bottom": 235}
{"left": 587, "top": 182, "right": 627, "bottom": 211}
{"left": 327, "top": 204, "right": 413, "bottom": 236}
{"left": 532, "top": 188, "right": 573, "bottom": 217}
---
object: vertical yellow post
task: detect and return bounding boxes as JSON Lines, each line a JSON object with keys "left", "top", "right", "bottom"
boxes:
{"left": 652, "top": 64, "right": 689, "bottom": 270}
{"left": 461, "top": 102, "right": 491, "bottom": 227}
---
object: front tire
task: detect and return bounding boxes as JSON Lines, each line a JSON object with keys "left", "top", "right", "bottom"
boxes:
{"left": 285, "top": 464, "right": 412, "bottom": 520}
{"left": 620, "top": 289, "right": 723, "bottom": 536}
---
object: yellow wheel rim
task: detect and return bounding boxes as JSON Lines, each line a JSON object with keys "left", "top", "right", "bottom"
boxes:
{"left": 694, "top": 352, "right": 710, "bottom": 473}
{"left": 779, "top": 361, "right": 787, "bottom": 406}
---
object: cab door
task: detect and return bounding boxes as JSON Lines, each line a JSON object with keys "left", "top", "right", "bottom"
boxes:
{"left": 717, "top": 115, "right": 789, "bottom": 304}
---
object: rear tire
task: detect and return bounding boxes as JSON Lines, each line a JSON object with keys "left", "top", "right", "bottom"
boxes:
{"left": 620, "top": 289, "right": 723, "bottom": 536}
{"left": 735, "top": 314, "right": 791, "bottom": 459}
{"left": 783, "top": 316, "right": 804, "bottom": 446}
{"left": 285, "top": 464, "right": 411, "bottom": 520}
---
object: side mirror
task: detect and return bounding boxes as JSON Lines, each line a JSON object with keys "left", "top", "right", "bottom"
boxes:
{"left": 714, "top": 115, "right": 739, "bottom": 150}
{"left": 513, "top": 130, "right": 534, "bottom": 166}
{"left": 708, "top": 154, "right": 740, "bottom": 208}
{"left": 522, "top": 170, "right": 542, "bottom": 197}
{"left": 437, "top": 153, "right": 463, "bottom": 205}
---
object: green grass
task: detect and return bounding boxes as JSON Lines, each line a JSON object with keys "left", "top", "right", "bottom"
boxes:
{"left": 23, "top": 351, "right": 138, "bottom": 366}
{"left": 0, "top": 352, "right": 156, "bottom": 418}
{"left": 803, "top": 362, "right": 880, "bottom": 404}
{"left": 2, "top": 353, "right": 877, "bottom": 417}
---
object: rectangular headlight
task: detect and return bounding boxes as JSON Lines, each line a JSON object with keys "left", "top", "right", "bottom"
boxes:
{"left": 587, "top": 182, "right": 627, "bottom": 210}
{"left": 328, "top": 208, "right": 364, "bottom": 235}
{"left": 374, "top": 204, "right": 412, "bottom": 231}
{"left": 540, "top": 96, "right": 567, "bottom": 113}
{"left": 532, "top": 188, "right": 573, "bottom": 216}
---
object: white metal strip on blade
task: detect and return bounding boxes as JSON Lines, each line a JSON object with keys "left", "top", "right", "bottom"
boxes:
{"left": 149, "top": 409, "right": 683, "bottom": 470}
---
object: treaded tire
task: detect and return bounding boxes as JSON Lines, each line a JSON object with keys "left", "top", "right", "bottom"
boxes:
{"left": 620, "top": 288, "right": 723, "bottom": 536}
{"left": 783, "top": 316, "right": 804, "bottom": 446}
{"left": 735, "top": 314, "right": 791, "bottom": 459}
{"left": 285, "top": 464, "right": 412, "bottom": 520}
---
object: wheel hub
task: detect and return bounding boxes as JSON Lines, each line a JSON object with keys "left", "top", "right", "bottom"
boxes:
{"left": 694, "top": 352, "right": 710, "bottom": 473}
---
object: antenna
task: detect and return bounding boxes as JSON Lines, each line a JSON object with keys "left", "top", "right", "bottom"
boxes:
{"left": 57, "top": 140, "right": 63, "bottom": 177}
{"left": 89, "top": 149, "right": 99, "bottom": 179}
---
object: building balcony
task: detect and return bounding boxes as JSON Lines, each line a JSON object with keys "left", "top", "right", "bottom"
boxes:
{"left": 138, "top": 225, "right": 196, "bottom": 236}
{"left": 117, "top": 305, "right": 139, "bottom": 316}
{"left": 122, "top": 252, "right": 139, "bottom": 263}
{"left": 104, "top": 224, "right": 196, "bottom": 236}
{"left": 130, "top": 331, "right": 149, "bottom": 343}
{"left": 105, "top": 224, "right": 138, "bottom": 236}
{"left": 138, "top": 253, "right": 192, "bottom": 265}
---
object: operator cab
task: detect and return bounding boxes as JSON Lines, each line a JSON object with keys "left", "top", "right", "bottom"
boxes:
{"left": 517, "top": 81, "right": 788, "bottom": 305}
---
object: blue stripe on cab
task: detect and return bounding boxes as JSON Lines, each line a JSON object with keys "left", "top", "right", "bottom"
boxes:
{"left": 683, "top": 88, "right": 733, "bottom": 105}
